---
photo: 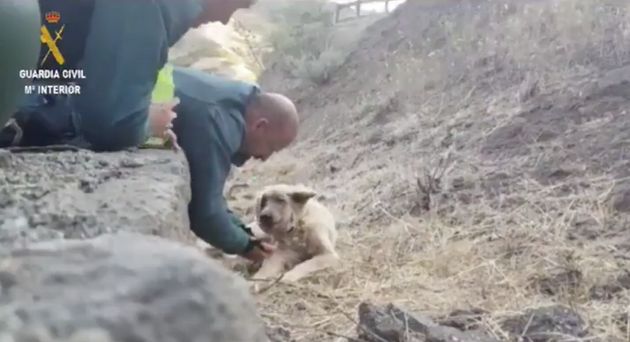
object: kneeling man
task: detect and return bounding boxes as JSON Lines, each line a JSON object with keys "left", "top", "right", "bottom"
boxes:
{"left": 172, "top": 67, "right": 299, "bottom": 263}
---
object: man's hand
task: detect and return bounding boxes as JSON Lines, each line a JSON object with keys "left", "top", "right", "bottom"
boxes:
{"left": 149, "top": 98, "right": 180, "bottom": 151}
{"left": 241, "top": 237, "right": 276, "bottom": 263}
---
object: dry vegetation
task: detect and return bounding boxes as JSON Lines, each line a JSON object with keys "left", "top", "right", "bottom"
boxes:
{"left": 222, "top": 0, "right": 630, "bottom": 340}
{"left": 247, "top": 0, "right": 380, "bottom": 87}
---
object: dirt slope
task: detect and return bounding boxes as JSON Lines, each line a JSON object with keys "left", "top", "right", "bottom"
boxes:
{"left": 229, "top": 0, "right": 630, "bottom": 340}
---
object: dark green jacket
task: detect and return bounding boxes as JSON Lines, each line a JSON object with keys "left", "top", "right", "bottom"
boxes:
{"left": 30, "top": 0, "right": 206, "bottom": 151}
{"left": 172, "top": 66, "right": 258, "bottom": 255}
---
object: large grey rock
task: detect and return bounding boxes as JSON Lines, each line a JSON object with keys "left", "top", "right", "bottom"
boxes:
{"left": 0, "top": 232, "right": 269, "bottom": 342}
{"left": 0, "top": 149, "right": 196, "bottom": 247}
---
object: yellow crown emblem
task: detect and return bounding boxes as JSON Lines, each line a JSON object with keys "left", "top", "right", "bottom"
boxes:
{"left": 45, "top": 11, "right": 61, "bottom": 24}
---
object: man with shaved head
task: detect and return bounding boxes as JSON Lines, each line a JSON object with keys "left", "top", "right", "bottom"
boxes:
{"left": 240, "top": 93, "right": 299, "bottom": 162}
{"left": 172, "top": 66, "right": 298, "bottom": 262}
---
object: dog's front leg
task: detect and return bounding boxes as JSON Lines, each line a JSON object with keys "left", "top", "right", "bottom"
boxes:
{"left": 250, "top": 252, "right": 286, "bottom": 281}
{"left": 281, "top": 252, "right": 340, "bottom": 283}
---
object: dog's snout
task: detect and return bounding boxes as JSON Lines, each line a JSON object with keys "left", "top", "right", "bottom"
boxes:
{"left": 259, "top": 213, "right": 273, "bottom": 225}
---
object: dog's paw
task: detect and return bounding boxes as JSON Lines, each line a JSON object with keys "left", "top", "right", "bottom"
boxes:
{"left": 279, "top": 272, "right": 301, "bottom": 283}
{"left": 248, "top": 279, "right": 266, "bottom": 294}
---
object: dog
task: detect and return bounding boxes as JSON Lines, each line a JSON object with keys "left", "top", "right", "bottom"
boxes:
{"left": 250, "top": 183, "right": 339, "bottom": 283}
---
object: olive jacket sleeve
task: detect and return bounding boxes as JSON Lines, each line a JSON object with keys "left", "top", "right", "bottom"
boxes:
{"left": 172, "top": 67, "right": 261, "bottom": 254}
{"left": 173, "top": 97, "right": 252, "bottom": 255}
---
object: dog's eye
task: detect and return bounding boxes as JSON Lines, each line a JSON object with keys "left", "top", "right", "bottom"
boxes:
{"left": 260, "top": 195, "right": 268, "bottom": 208}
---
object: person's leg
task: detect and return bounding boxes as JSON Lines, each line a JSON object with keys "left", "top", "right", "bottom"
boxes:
{"left": 69, "top": 0, "right": 168, "bottom": 151}
{"left": 0, "top": 94, "right": 77, "bottom": 147}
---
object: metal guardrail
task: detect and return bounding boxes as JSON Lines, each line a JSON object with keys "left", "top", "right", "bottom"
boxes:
{"left": 333, "top": 0, "right": 394, "bottom": 24}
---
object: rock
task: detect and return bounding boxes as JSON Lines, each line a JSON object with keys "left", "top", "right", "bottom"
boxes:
{"left": 598, "top": 65, "right": 630, "bottom": 91}
{"left": 266, "top": 326, "right": 292, "bottom": 342}
{"left": 357, "top": 302, "right": 499, "bottom": 342}
{"left": 614, "top": 313, "right": 628, "bottom": 336}
{"left": 0, "top": 150, "right": 11, "bottom": 168}
{"left": 0, "top": 232, "right": 269, "bottom": 342}
{"left": 529, "top": 269, "right": 583, "bottom": 296}
{"left": 589, "top": 271, "right": 630, "bottom": 300}
{"left": 609, "top": 182, "right": 630, "bottom": 213}
{"left": 532, "top": 161, "right": 581, "bottom": 186}
{"left": 436, "top": 308, "right": 490, "bottom": 331}
{"left": 0, "top": 150, "right": 195, "bottom": 247}
{"left": 119, "top": 157, "right": 145, "bottom": 168}
{"left": 499, "top": 305, "right": 588, "bottom": 341}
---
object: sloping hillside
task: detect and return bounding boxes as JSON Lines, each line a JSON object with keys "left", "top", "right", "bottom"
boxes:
{"left": 228, "top": 0, "right": 630, "bottom": 340}
{"left": 168, "top": 20, "right": 265, "bottom": 83}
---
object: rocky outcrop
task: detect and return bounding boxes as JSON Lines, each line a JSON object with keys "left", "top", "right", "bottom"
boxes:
{"left": 0, "top": 149, "right": 269, "bottom": 342}
{"left": 0, "top": 149, "right": 195, "bottom": 247}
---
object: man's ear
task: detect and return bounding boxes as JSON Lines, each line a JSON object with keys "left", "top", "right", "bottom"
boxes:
{"left": 289, "top": 187, "right": 317, "bottom": 205}
{"left": 254, "top": 118, "right": 269, "bottom": 130}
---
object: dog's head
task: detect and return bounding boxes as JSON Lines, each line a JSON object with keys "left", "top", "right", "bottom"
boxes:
{"left": 254, "top": 184, "right": 317, "bottom": 235}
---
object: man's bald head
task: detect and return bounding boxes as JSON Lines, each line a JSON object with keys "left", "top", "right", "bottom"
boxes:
{"left": 252, "top": 92, "right": 298, "bottom": 135}
{"left": 242, "top": 91, "right": 299, "bottom": 161}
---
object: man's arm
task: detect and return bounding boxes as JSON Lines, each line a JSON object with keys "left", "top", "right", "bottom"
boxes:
{"left": 177, "top": 103, "right": 251, "bottom": 255}
{"left": 190, "top": 181, "right": 251, "bottom": 255}
{"left": 71, "top": 0, "right": 168, "bottom": 151}
{"left": 192, "top": 197, "right": 252, "bottom": 255}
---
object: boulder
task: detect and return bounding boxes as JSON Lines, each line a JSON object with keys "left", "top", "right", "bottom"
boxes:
{"left": 0, "top": 232, "right": 269, "bottom": 342}
{"left": 0, "top": 149, "right": 196, "bottom": 247}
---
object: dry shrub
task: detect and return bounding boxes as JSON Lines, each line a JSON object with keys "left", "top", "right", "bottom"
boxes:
{"left": 256, "top": 0, "right": 356, "bottom": 85}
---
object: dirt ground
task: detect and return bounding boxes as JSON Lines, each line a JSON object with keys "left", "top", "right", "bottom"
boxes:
{"left": 224, "top": 0, "right": 630, "bottom": 340}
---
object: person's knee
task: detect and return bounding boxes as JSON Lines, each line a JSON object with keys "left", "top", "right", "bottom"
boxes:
{"left": 78, "top": 112, "right": 148, "bottom": 151}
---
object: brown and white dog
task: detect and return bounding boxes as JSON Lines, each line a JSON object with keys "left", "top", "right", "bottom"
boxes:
{"left": 250, "top": 183, "right": 339, "bottom": 283}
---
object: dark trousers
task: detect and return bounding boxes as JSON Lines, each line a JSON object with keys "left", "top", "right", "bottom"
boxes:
{"left": 2, "top": 0, "right": 173, "bottom": 151}
{"left": 0, "top": 93, "right": 85, "bottom": 148}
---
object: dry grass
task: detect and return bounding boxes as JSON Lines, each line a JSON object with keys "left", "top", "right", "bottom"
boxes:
{"left": 224, "top": 0, "right": 630, "bottom": 341}
{"left": 232, "top": 156, "right": 629, "bottom": 341}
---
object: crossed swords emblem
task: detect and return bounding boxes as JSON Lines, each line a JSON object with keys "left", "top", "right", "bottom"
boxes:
{"left": 40, "top": 24, "right": 65, "bottom": 66}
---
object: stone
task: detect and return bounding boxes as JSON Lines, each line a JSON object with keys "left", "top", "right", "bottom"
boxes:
{"left": 0, "top": 232, "right": 269, "bottom": 342}
{"left": 357, "top": 302, "right": 499, "bottom": 342}
{"left": 0, "top": 150, "right": 11, "bottom": 168}
{"left": 610, "top": 182, "right": 630, "bottom": 213}
{"left": 266, "top": 326, "right": 292, "bottom": 342}
{"left": 499, "top": 305, "right": 588, "bottom": 341}
{"left": 0, "top": 150, "right": 196, "bottom": 247}
{"left": 589, "top": 271, "right": 630, "bottom": 300}
{"left": 437, "top": 308, "right": 490, "bottom": 331}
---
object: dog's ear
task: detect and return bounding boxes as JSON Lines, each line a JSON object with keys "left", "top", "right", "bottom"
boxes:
{"left": 289, "top": 187, "right": 317, "bottom": 205}
{"left": 254, "top": 192, "right": 263, "bottom": 216}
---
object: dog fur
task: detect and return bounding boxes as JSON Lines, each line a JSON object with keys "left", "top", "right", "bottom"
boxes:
{"left": 250, "top": 183, "right": 339, "bottom": 283}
